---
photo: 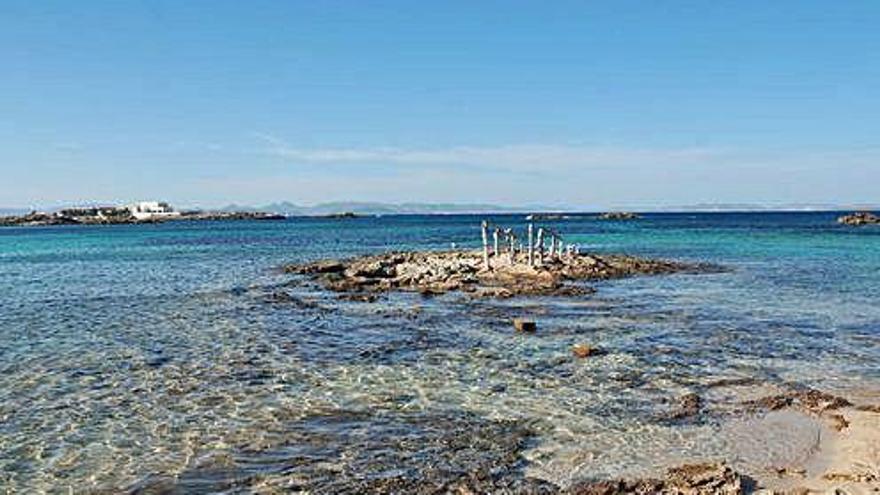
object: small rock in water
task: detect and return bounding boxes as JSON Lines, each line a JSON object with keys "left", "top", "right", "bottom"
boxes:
{"left": 513, "top": 318, "right": 536, "bottom": 332}
{"left": 572, "top": 344, "right": 597, "bottom": 358}
{"left": 661, "top": 392, "right": 704, "bottom": 422}
{"left": 679, "top": 392, "right": 703, "bottom": 416}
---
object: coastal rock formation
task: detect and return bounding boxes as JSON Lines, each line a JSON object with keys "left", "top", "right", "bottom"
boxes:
{"left": 0, "top": 211, "right": 81, "bottom": 226}
{"left": 597, "top": 212, "right": 640, "bottom": 221}
{"left": 568, "top": 462, "right": 746, "bottom": 495}
{"left": 0, "top": 209, "right": 285, "bottom": 227}
{"left": 743, "top": 387, "right": 852, "bottom": 415}
{"left": 284, "top": 249, "right": 719, "bottom": 299}
{"left": 837, "top": 211, "right": 880, "bottom": 226}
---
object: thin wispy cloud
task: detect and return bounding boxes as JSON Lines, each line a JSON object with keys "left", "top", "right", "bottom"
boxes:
{"left": 253, "top": 133, "right": 719, "bottom": 173}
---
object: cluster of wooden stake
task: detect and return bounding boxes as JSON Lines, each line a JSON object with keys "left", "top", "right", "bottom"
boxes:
{"left": 479, "top": 220, "right": 579, "bottom": 270}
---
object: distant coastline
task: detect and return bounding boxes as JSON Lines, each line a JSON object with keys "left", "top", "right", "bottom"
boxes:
{"left": 2, "top": 200, "right": 879, "bottom": 226}
{"left": 5, "top": 201, "right": 879, "bottom": 219}
{"left": 0, "top": 202, "right": 285, "bottom": 227}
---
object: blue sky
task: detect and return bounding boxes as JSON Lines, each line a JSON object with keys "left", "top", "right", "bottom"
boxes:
{"left": 1, "top": 1, "right": 878, "bottom": 209}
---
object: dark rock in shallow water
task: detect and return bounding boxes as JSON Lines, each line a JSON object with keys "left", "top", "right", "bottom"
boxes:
{"left": 264, "top": 290, "right": 323, "bottom": 309}
{"left": 295, "top": 259, "right": 346, "bottom": 274}
{"left": 514, "top": 318, "right": 537, "bottom": 332}
{"left": 125, "top": 410, "right": 557, "bottom": 494}
{"left": 660, "top": 392, "right": 704, "bottom": 423}
{"left": 338, "top": 293, "right": 378, "bottom": 302}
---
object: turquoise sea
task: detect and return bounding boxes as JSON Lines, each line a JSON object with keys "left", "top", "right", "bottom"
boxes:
{"left": 1, "top": 213, "right": 879, "bottom": 492}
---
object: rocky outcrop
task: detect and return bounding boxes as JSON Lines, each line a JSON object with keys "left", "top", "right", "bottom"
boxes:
{"left": 837, "top": 211, "right": 880, "bottom": 226}
{"left": 0, "top": 212, "right": 81, "bottom": 226}
{"left": 743, "top": 388, "right": 852, "bottom": 415}
{"left": 568, "top": 462, "right": 746, "bottom": 495}
{"left": 0, "top": 209, "right": 285, "bottom": 227}
{"left": 597, "top": 212, "right": 640, "bottom": 221}
{"left": 284, "top": 250, "right": 720, "bottom": 299}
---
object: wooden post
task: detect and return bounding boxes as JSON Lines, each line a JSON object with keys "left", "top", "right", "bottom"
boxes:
{"left": 508, "top": 231, "right": 516, "bottom": 265}
{"left": 527, "top": 223, "right": 534, "bottom": 266}
{"left": 493, "top": 228, "right": 500, "bottom": 258}
{"left": 481, "top": 221, "right": 490, "bottom": 270}
{"left": 536, "top": 228, "right": 545, "bottom": 265}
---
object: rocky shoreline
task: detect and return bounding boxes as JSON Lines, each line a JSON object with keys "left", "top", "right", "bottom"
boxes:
{"left": 285, "top": 249, "right": 721, "bottom": 299}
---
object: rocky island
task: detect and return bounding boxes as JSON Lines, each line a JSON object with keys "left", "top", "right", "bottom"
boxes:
{"left": 285, "top": 248, "right": 718, "bottom": 299}
{"left": 837, "top": 211, "right": 880, "bottom": 226}
{"left": 525, "top": 213, "right": 573, "bottom": 221}
{"left": 597, "top": 211, "right": 641, "bottom": 220}
{"left": 320, "top": 211, "right": 362, "bottom": 219}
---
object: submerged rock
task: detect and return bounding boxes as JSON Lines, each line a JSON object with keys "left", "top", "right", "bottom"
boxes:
{"left": 125, "top": 409, "right": 557, "bottom": 494}
{"left": 284, "top": 249, "right": 720, "bottom": 299}
{"left": 572, "top": 344, "right": 600, "bottom": 358}
{"left": 514, "top": 318, "right": 537, "bottom": 332}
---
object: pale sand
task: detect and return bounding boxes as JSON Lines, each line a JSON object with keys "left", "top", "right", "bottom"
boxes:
{"left": 753, "top": 390, "right": 880, "bottom": 494}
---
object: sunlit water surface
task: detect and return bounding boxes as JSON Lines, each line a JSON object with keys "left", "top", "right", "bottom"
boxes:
{"left": 1, "top": 213, "right": 878, "bottom": 492}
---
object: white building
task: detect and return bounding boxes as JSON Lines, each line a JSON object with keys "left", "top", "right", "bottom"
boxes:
{"left": 127, "top": 201, "right": 181, "bottom": 220}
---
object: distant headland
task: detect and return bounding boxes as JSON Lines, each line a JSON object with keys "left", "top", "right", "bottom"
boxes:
{"left": 0, "top": 201, "right": 285, "bottom": 227}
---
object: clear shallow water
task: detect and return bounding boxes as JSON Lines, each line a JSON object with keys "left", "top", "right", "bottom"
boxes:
{"left": 1, "top": 213, "right": 879, "bottom": 492}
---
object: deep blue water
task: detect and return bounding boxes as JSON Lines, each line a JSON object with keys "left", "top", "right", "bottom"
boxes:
{"left": 1, "top": 213, "right": 878, "bottom": 491}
